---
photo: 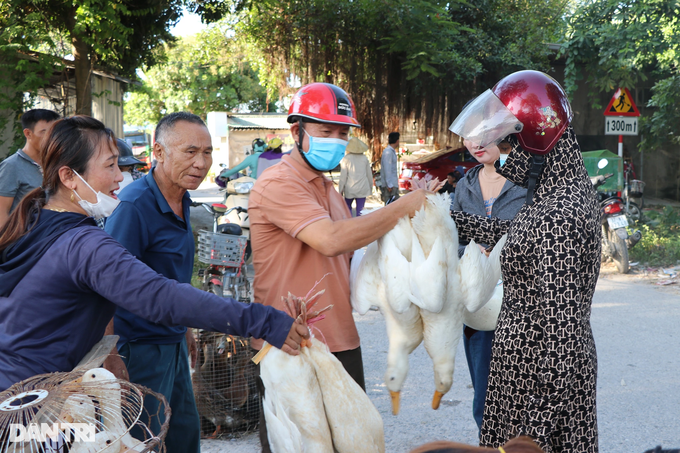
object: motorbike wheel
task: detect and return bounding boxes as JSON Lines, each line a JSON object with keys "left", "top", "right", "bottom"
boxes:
{"left": 244, "top": 240, "right": 252, "bottom": 265}
{"left": 609, "top": 228, "right": 630, "bottom": 274}
{"left": 625, "top": 201, "right": 642, "bottom": 224}
{"left": 208, "top": 283, "right": 223, "bottom": 297}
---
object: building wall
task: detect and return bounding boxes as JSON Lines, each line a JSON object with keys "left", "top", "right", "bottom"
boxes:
{"left": 32, "top": 74, "right": 125, "bottom": 139}
{"left": 0, "top": 86, "right": 18, "bottom": 160}
{"left": 92, "top": 76, "right": 124, "bottom": 139}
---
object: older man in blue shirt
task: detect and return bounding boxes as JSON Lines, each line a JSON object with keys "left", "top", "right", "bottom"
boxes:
{"left": 105, "top": 112, "right": 213, "bottom": 453}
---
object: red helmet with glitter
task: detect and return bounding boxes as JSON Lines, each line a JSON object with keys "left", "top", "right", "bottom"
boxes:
{"left": 492, "top": 70, "right": 573, "bottom": 155}
{"left": 287, "top": 83, "right": 360, "bottom": 128}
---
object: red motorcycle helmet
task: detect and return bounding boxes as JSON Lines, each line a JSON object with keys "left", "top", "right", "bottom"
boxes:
{"left": 287, "top": 83, "right": 360, "bottom": 128}
{"left": 492, "top": 70, "right": 573, "bottom": 155}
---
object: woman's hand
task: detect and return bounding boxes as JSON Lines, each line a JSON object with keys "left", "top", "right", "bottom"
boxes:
{"left": 280, "top": 317, "right": 310, "bottom": 356}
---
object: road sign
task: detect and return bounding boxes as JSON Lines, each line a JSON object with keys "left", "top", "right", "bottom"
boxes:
{"left": 605, "top": 116, "right": 638, "bottom": 136}
{"left": 603, "top": 88, "right": 640, "bottom": 117}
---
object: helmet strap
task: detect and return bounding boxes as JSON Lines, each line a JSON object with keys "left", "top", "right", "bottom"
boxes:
{"left": 525, "top": 154, "right": 545, "bottom": 206}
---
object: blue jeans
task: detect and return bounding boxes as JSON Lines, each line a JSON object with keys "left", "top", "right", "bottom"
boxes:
{"left": 119, "top": 338, "right": 200, "bottom": 453}
{"left": 463, "top": 328, "right": 495, "bottom": 434}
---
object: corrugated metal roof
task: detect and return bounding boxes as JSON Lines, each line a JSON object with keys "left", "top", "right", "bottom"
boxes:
{"left": 227, "top": 114, "right": 289, "bottom": 130}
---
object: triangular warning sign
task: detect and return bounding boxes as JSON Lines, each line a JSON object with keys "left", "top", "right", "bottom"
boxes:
{"left": 603, "top": 87, "right": 640, "bottom": 117}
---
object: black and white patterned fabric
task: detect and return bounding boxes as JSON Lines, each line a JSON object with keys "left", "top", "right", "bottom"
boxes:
{"left": 451, "top": 126, "right": 601, "bottom": 452}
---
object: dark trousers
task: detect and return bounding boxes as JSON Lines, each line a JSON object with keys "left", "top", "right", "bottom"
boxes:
{"left": 383, "top": 186, "right": 400, "bottom": 204}
{"left": 119, "top": 338, "right": 201, "bottom": 453}
{"left": 258, "top": 346, "right": 365, "bottom": 452}
{"left": 463, "top": 327, "right": 495, "bottom": 435}
{"left": 344, "top": 197, "right": 367, "bottom": 217}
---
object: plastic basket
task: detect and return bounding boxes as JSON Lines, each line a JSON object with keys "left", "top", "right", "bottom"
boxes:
{"left": 629, "top": 179, "right": 645, "bottom": 198}
{"left": 198, "top": 230, "right": 248, "bottom": 266}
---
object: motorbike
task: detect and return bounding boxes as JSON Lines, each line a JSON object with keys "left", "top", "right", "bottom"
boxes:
{"left": 218, "top": 174, "right": 254, "bottom": 263}
{"left": 193, "top": 202, "right": 252, "bottom": 303}
{"left": 591, "top": 172, "right": 642, "bottom": 274}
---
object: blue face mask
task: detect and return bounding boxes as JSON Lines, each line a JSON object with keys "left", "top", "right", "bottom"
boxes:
{"left": 301, "top": 129, "right": 349, "bottom": 171}
{"left": 499, "top": 154, "right": 508, "bottom": 167}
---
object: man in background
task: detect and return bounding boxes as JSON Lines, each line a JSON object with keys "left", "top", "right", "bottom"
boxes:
{"left": 381, "top": 131, "right": 400, "bottom": 202}
{"left": 0, "top": 109, "right": 59, "bottom": 227}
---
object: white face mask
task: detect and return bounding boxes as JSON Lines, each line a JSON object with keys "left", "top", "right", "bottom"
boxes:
{"left": 72, "top": 169, "right": 120, "bottom": 219}
{"left": 115, "top": 171, "right": 133, "bottom": 195}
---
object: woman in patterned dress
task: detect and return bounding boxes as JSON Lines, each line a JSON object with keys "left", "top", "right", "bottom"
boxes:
{"left": 449, "top": 71, "right": 600, "bottom": 453}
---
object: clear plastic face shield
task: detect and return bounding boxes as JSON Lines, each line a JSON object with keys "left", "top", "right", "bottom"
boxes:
{"left": 449, "top": 89, "right": 524, "bottom": 149}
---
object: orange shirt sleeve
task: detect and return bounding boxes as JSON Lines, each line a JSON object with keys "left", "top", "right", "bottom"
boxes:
{"left": 251, "top": 175, "right": 331, "bottom": 238}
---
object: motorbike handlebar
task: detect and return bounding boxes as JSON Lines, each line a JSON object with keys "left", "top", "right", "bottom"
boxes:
{"left": 190, "top": 201, "right": 247, "bottom": 217}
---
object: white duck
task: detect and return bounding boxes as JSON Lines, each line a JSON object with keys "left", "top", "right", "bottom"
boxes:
{"left": 377, "top": 216, "right": 413, "bottom": 314}
{"left": 259, "top": 343, "right": 333, "bottom": 453}
{"left": 463, "top": 282, "right": 503, "bottom": 332}
{"left": 59, "top": 394, "right": 95, "bottom": 425}
{"left": 407, "top": 192, "right": 465, "bottom": 409}
{"left": 409, "top": 193, "right": 458, "bottom": 313}
{"left": 69, "top": 431, "right": 120, "bottom": 453}
{"left": 351, "top": 241, "right": 423, "bottom": 415}
{"left": 304, "top": 337, "right": 385, "bottom": 453}
{"left": 261, "top": 385, "right": 303, "bottom": 453}
{"left": 456, "top": 235, "right": 507, "bottom": 313}
{"left": 80, "top": 368, "right": 145, "bottom": 452}
{"left": 422, "top": 234, "right": 507, "bottom": 409}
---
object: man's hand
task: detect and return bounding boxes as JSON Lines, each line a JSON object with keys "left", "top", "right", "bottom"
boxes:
{"left": 103, "top": 352, "right": 129, "bottom": 381}
{"left": 397, "top": 188, "right": 429, "bottom": 218}
{"left": 186, "top": 329, "right": 198, "bottom": 368}
{"left": 280, "top": 317, "right": 310, "bottom": 356}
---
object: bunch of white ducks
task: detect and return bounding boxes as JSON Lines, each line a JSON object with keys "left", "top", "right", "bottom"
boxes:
{"left": 255, "top": 287, "right": 385, "bottom": 453}
{"left": 351, "top": 186, "right": 506, "bottom": 415}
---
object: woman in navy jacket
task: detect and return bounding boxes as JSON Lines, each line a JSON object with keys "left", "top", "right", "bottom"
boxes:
{"left": 0, "top": 116, "right": 308, "bottom": 391}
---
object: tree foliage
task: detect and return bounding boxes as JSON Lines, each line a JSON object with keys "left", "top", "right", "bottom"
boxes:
{"left": 198, "top": 0, "right": 568, "bottom": 154}
{"left": 0, "top": 0, "right": 186, "bottom": 120}
{"left": 124, "top": 25, "right": 273, "bottom": 127}
{"left": 560, "top": 0, "right": 680, "bottom": 150}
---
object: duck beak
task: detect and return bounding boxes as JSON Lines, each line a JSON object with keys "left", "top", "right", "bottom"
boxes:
{"left": 432, "top": 390, "right": 444, "bottom": 410}
{"left": 389, "top": 390, "right": 400, "bottom": 415}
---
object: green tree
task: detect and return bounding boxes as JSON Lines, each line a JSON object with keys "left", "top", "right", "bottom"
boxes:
{"left": 124, "top": 25, "right": 273, "bottom": 127}
{"left": 560, "top": 0, "right": 680, "bottom": 150}
{"left": 198, "top": 0, "right": 568, "bottom": 152}
{"left": 0, "top": 0, "right": 186, "bottom": 118}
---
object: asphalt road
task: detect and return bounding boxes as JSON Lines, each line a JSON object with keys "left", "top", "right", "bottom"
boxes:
{"left": 198, "top": 263, "right": 680, "bottom": 453}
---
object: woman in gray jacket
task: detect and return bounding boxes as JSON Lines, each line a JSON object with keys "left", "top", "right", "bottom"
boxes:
{"left": 452, "top": 140, "right": 526, "bottom": 433}
{"left": 338, "top": 137, "right": 374, "bottom": 216}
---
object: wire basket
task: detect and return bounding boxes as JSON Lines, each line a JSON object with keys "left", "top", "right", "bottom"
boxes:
{"left": 629, "top": 179, "right": 645, "bottom": 198}
{"left": 192, "top": 330, "right": 260, "bottom": 439}
{"left": 0, "top": 368, "right": 170, "bottom": 453}
{"left": 197, "top": 230, "right": 248, "bottom": 266}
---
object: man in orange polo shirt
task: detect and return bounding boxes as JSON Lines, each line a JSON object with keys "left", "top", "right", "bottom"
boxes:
{"left": 249, "top": 83, "right": 429, "bottom": 448}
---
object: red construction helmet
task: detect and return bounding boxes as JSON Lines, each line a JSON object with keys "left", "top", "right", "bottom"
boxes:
{"left": 287, "top": 83, "right": 360, "bottom": 128}
{"left": 492, "top": 70, "right": 573, "bottom": 155}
